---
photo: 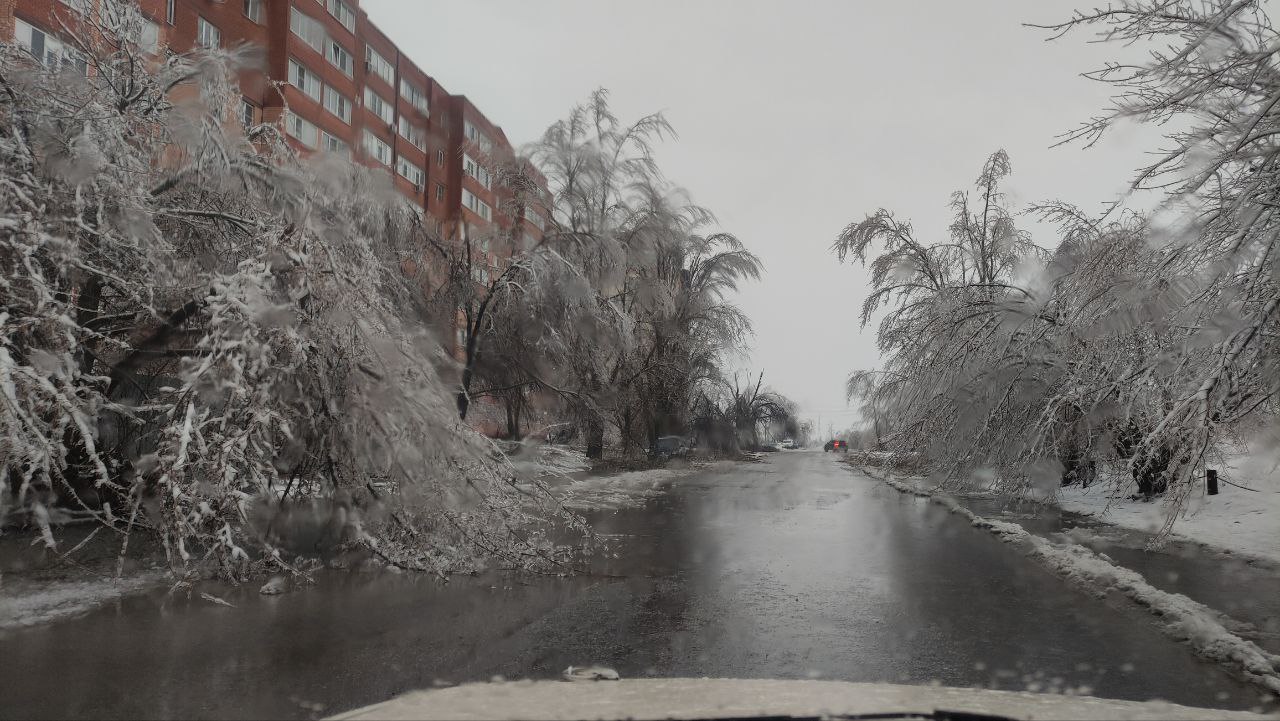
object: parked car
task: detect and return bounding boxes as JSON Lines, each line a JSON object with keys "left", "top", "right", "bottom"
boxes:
{"left": 779, "top": 438, "right": 796, "bottom": 449}
{"left": 823, "top": 439, "right": 848, "bottom": 452}
{"left": 544, "top": 423, "right": 576, "bottom": 444}
{"left": 648, "top": 435, "right": 690, "bottom": 460}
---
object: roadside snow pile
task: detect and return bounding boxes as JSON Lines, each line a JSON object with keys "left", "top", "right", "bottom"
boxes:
{"left": 1057, "top": 441, "right": 1280, "bottom": 565}
{"left": 1024, "top": 536, "right": 1280, "bottom": 695}
{"left": 0, "top": 572, "right": 163, "bottom": 630}
{"left": 556, "top": 468, "right": 686, "bottom": 511}
{"left": 865, "top": 468, "right": 1280, "bottom": 696}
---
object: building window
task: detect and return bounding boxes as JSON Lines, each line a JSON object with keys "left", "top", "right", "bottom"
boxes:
{"left": 166, "top": 0, "right": 175, "bottom": 24}
{"left": 463, "top": 154, "right": 491, "bottom": 190}
{"left": 243, "top": 0, "right": 263, "bottom": 23}
{"left": 435, "top": 183, "right": 446, "bottom": 202}
{"left": 92, "top": 1, "right": 157, "bottom": 51}
{"left": 289, "top": 7, "right": 326, "bottom": 54}
{"left": 240, "top": 99, "right": 257, "bottom": 129}
{"left": 362, "top": 130, "right": 392, "bottom": 166}
{"left": 321, "top": 131, "right": 348, "bottom": 155}
{"left": 323, "top": 85, "right": 352, "bottom": 123}
{"left": 396, "top": 157, "right": 425, "bottom": 187}
{"left": 463, "top": 120, "right": 491, "bottom": 152}
{"left": 57, "top": 0, "right": 88, "bottom": 15}
{"left": 364, "top": 87, "right": 393, "bottom": 125}
{"left": 396, "top": 116, "right": 424, "bottom": 150}
{"left": 14, "top": 19, "right": 87, "bottom": 74}
{"left": 462, "top": 189, "right": 491, "bottom": 222}
{"left": 139, "top": 20, "right": 159, "bottom": 53}
{"left": 284, "top": 111, "right": 319, "bottom": 148}
{"left": 399, "top": 79, "right": 429, "bottom": 114}
{"left": 365, "top": 46, "right": 393, "bottom": 85}
{"left": 288, "top": 58, "right": 322, "bottom": 102}
{"left": 326, "top": 41, "right": 352, "bottom": 76}
{"left": 326, "top": 0, "right": 356, "bottom": 33}
{"left": 523, "top": 208, "right": 546, "bottom": 232}
{"left": 436, "top": 148, "right": 446, "bottom": 166}
{"left": 196, "top": 17, "right": 220, "bottom": 48}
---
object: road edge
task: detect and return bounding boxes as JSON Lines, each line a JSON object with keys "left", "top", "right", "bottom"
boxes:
{"left": 849, "top": 462, "right": 1280, "bottom": 699}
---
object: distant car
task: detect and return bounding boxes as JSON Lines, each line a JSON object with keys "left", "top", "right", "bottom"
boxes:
{"left": 648, "top": 435, "right": 689, "bottom": 460}
{"left": 824, "top": 440, "right": 848, "bottom": 453}
{"left": 779, "top": 438, "right": 796, "bottom": 449}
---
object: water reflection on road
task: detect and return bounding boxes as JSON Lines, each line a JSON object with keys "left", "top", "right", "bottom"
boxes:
{"left": 0, "top": 452, "right": 1271, "bottom": 719}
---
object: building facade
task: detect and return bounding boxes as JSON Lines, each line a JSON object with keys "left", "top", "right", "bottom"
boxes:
{"left": 3, "top": 0, "right": 550, "bottom": 283}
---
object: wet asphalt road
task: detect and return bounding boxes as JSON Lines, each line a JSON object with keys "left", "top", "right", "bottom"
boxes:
{"left": 1, "top": 451, "right": 1270, "bottom": 718}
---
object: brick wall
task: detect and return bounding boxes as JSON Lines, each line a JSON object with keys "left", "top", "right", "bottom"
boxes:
{"left": 0, "top": 0, "right": 17, "bottom": 41}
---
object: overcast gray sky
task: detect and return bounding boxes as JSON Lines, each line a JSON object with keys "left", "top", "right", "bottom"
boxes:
{"left": 365, "top": 0, "right": 1155, "bottom": 434}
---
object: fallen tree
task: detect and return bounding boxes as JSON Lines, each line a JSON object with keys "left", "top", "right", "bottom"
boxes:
{"left": 0, "top": 4, "right": 582, "bottom": 580}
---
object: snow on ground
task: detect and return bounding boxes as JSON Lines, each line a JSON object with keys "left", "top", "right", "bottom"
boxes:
{"left": 857, "top": 441, "right": 1279, "bottom": 564}
{"left": 1057, "top": 442, "right": 1280, "bottom": 565}
{"left": 497, "top": 441, "right": 591, "bottom": 480}
{"left": 861, "top": 466, "right": 1280, "bottom": 696}
{"left": 0, "top": 572, "right": 164, "bottom": 630}
{"left": 555, "top": 461, "right": 729, "bottom": 511}
{"left": 556, "top": 467, "right": 686, "bottom": 510}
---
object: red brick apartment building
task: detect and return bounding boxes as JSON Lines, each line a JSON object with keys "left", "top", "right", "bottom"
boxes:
{"left": 2, "top": 0, "right": 550, "bottom": 291}
{"left": 3, "top": 0, "right": 553, "bottom": 434}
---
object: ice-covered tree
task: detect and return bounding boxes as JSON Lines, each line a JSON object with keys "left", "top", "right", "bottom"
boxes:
{"left": 1028, "top": 0, "right": 1280, "bottom": 530}
{"left": 840, "top": 0, "right": 1280, "bottom": 540}
{"left": 835, "top": 151, "right": 1047, "bottom": 476}
{"left": 524, "top": 90, "right": 759, "bottom": 457}
{"left": 0, "top": 4, "right": 580, "bottom": 579}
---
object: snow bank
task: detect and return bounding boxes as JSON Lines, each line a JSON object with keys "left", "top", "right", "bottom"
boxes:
{"left": 863, "top": 468, "right": 1280, "bottom": 696}
{"left": 555, "top": 462, "right": 723, "bottom": 511}
{"left": 1057, "top": 443, "right": 1280, "bottom": 565}
{"left": 0, "top": 572, "right": 164, "bottom": 630}
{"left": 556, "top": 468, "right": 685, "bottom": 510}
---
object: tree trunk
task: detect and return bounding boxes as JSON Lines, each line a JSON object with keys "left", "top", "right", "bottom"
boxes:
{"left": 503, "top": 396, "right": 518, "bottom": 439}
{"left": 585, "top": 416, "right": 605, "bottom": 459}
{"left": 74, "top": 276, "right": 103, "bottom": 374}
{"left": 456, "top": 388, "right": 471, "bottom": 420}
{"left": 1134, "top": 445, "right": 1173, "bottom": 498}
